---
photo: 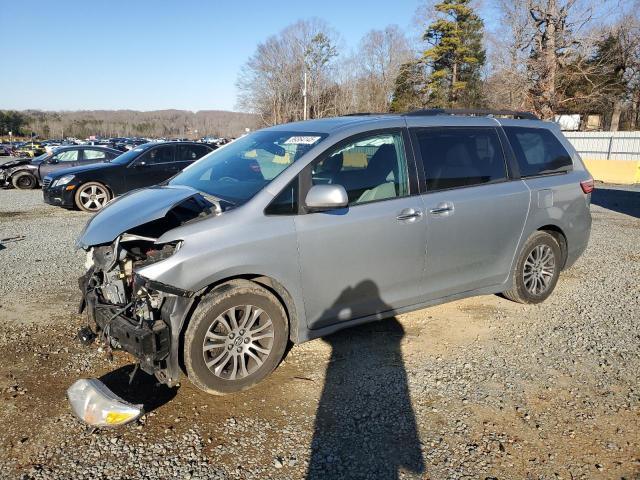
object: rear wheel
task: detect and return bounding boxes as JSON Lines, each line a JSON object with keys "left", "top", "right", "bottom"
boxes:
{"left": 184, "top": 280, "right": 289, "bottom": 395}
{"left": 12, "top": 171, "right": 38, "bottom": 189}
{"left": 503, "top": 231, "right": 561, "bottom": 304}
{"left": 74, "top": 182, "right": 111, "bottom": 212}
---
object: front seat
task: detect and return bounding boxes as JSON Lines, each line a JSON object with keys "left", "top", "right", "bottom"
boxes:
{"left": 356, "top": 144, "right": 398, "bottom": 203}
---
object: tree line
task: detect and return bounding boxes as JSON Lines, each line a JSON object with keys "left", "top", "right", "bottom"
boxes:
{"left": 237, "top": 0, "right": 640, "bottom": 130}
{"left": 0, "top": 109, "right": 259, "bottom": 139}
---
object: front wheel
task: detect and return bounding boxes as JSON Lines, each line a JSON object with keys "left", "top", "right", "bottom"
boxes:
{"left": 502, "top": 231, "right": 561, "bottom": 304}
{"left": 184, "top": 280, "right": 289, "bottom": 395}
{"left": 74, "top": 182, "right": 111, "bottom": 212}
{"left": 12, "top": 171, "right": 38, "bottom": 189}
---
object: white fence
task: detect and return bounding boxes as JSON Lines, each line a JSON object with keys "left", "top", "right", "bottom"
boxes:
{"left": 564, "top": 131, "right": 640, "bottom": 161}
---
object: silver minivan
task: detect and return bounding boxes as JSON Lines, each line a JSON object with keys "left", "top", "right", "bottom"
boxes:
{"left": 76, "top": 109, "right": 593, "bottom": 395}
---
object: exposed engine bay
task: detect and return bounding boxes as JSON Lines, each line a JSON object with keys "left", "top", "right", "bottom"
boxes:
{"left": 79, "top": 193, "right": 223, "bottom": 386}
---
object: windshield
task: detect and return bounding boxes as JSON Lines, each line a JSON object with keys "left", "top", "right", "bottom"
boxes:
{"left": 168, "top": 130, "right": 326, "bottom": 205}
{"left": 109, "top": 144, "right": 151, "bottom": 164}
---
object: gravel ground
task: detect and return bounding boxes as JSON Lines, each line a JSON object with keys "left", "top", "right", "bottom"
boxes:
{"left": 0, "top": 183, "right": 638, "bottom": 479}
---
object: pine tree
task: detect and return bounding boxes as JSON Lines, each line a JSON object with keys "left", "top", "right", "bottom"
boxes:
{"left": 421, "top": 0, "right": 486, "bottom": 108}
{"left": 390, "top": 61, "right": 426, "bottom": 112}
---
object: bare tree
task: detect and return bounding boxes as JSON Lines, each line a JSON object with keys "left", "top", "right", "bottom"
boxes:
{"left": 236, "top": 19, "right": 341, "bottom": 125}
{"left": 485, "top": 0, "right": 630, "bottom": 122}
{"left": 356, "top": 26, "right": 413, "bottom": 112}
{"left": 484, "top": 0, "right": 532, "bottom": 110}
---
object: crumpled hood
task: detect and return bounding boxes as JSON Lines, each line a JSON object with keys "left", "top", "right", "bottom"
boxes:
{"left": 76, "top": 185, "right": 203, "bottom": 248}
{"left": 0, "top": 158, "right": 31, "bottom": 170}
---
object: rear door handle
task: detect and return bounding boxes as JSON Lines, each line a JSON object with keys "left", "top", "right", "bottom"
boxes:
{"left": 429, "top": 202, "right": 454, "bottom": 215}
{"left": 396, "top": 208, "right": 423, "bottom": 221}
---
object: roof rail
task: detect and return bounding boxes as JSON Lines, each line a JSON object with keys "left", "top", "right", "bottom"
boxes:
{"left": 342, "top": 112, "right": 386, "bottom": 116}
{"left": 405, "top": 108, "right": 539, "bottom": 120}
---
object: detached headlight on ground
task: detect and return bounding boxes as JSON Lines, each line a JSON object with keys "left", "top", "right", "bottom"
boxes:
{"left": 53, "top": 174, "right": 75, "bottom": 187}
{"left": 67, "top": 378, "right": 143, "bottom": 427}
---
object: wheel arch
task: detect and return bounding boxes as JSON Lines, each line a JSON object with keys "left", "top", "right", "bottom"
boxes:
{"left": 537, "top": 224, "right": 568, "bottom": 269}
{"left": 175, "top": 274, "right": 300, "bottom": 376}
{"left": 10, "top": 169, "right": 38, "bottom": 188}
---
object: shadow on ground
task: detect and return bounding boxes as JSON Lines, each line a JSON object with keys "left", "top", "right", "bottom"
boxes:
{"left": 306, "top": 281, "right": 425, "bottom": 479}
{"left": 99, "top": 365, "right": 177, "bottom": 413}
{"left": 592, "top": 186, "right": 640, "bottom": 218}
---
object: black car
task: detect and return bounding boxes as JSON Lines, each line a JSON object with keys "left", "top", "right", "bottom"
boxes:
{"left": 0, "top": 145, "right": 122, "bottom": 189}
{"left": 43, "top": 141, "right": 213, "bottom": 212}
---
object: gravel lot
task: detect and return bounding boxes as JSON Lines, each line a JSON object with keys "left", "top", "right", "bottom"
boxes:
{"left": 0, "top": 181, "right": 638, "bottom": 479}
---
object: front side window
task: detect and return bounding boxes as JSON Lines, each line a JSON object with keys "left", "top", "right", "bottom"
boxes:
{"left": 311, "top": 132, "right": 409, "bottom": 205}
{"left": 503, "top": 127, "right": 572, "bottom": 177}
{"left": 83, "top": 149, "right": 107, "bottom": 160}
{"left": 52, "top": 150, "right": 79, "bottom": 162}
{"left": 169, "top": 130, "right": 325, "bottom": 206}
{"left": 414, "top": 128, "right": 507, "bottom": 191}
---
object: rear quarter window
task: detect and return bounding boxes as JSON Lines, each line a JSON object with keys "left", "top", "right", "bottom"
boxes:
{"left": 503, "top": 127, "right": 573, "bottom": 177}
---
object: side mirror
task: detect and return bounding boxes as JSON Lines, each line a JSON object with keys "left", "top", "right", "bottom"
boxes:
{"left": 134, "top": 161, "right": 147, "bottom": 168}
{"left": 305, "top": 184, "right": 348, "bottom": 212}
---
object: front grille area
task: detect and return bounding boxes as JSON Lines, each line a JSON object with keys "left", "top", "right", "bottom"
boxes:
{"left": 42, "top": 178, "right": 52, "bottom": 189}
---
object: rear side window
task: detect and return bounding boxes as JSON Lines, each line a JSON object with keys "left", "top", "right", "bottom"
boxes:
{"left": 503, "top": 127, "right": 572, "bottom": 177}
{"left": 414, "top": 128, "right": 507, "bottom": 191}
{"left": 177, "top": 144, "right": 210, "bottom": 161}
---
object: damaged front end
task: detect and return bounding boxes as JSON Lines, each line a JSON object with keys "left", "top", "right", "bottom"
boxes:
{"left": 0, "top": 159, "right": 32, "bottom": 187}
{"left": 77, "top": 186, "right": 224, "bottom": 387}
{"left": 80, "top": 235, "right": 192, "bottom": 386}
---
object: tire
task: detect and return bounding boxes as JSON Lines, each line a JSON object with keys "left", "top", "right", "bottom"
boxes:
{"left": 11, "top": 171, "right": 38, "bottom": 189}
{"left": 503, "top": 231, "right": 562, "bottom": 304}
{"left": 74, "top": 182, "right": 111, "bottom": 212}
{"left": 184, "top": 279, "right": 289, "bottom": 395}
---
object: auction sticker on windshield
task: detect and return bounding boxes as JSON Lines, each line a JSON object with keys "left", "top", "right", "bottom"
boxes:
{"left": 284, "top": 136, "right": 321, "bottom": 145}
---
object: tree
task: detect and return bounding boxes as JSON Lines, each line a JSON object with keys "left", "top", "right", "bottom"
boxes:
{"left": 390, "top": 61, "right": 426, "bottom": 112}
{"left": 357, "top": 25, "right": 412, "bottom": 112}
{"left": 236, "top": 19, "right": 340, "bottom": 125}
{"left": 304, "top": 32, "right": 339, "bottom": 118}
{"left": 421, "top": 0, "right": 486, "bottom": 108}
{"left": 483, "top": 0, "right": 532, "bottom": 110}
{"left": 0, "top": 111, "right": 29, "bottom": 136}
{"left": 557, "top": 33, "right": 628, "bottom": 129}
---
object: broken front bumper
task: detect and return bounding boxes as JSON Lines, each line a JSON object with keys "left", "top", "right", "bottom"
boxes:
{"left": 81, "top": 280, "right": 194, "bottom": 387}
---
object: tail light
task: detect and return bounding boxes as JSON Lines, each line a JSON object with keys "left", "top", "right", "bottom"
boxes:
{"left": 580, "top": 179, "right": 594, "bottom": 194}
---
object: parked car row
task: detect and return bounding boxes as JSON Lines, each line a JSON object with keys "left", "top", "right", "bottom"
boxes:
{"left": 0, "top": 146, "right": 122, "bottom": 189}
{"left": 42, "top": 141, "right": 214, "bottom": 211}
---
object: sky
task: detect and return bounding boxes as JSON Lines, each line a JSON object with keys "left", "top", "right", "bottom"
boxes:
{"left": 1, "top": 0, "right": 445, "bottom": 112}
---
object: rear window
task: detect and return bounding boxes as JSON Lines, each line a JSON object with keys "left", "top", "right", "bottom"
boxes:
{"left": 503, "top": 127, "right": 572, "bottom": 177}
{"left": 414, "top": 127, "right": 507, "bottom": 191}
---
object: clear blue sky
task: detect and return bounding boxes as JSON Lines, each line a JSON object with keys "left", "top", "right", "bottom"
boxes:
{"left": 2, "top": 0, "right": 438, "bottom": 112}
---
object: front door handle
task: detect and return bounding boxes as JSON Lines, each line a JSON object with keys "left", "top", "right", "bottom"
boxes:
{"left": 429, "top": 202, "right": 454, "bottom": 215}
{"left": 396, "top": 208, "right": 423, "bottom": 221}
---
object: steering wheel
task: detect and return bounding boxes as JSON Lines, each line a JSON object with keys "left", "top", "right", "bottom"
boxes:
{"left": 218, "top": 176, "right": 239, "bottom": 182}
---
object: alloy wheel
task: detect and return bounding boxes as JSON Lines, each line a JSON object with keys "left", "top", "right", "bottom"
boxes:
{"left": 523, "top": 244, "right": 556, "bottom": 295}
{"left": 78, "top": 184, "right": 109, "bottom": 211}
{"left": 202, "top": 305, "right": 274, "bottom": 381}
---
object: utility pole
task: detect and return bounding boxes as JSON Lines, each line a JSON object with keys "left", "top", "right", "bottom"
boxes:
{"left": 303, "top": 70, "right": 308, "bottom": 121}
